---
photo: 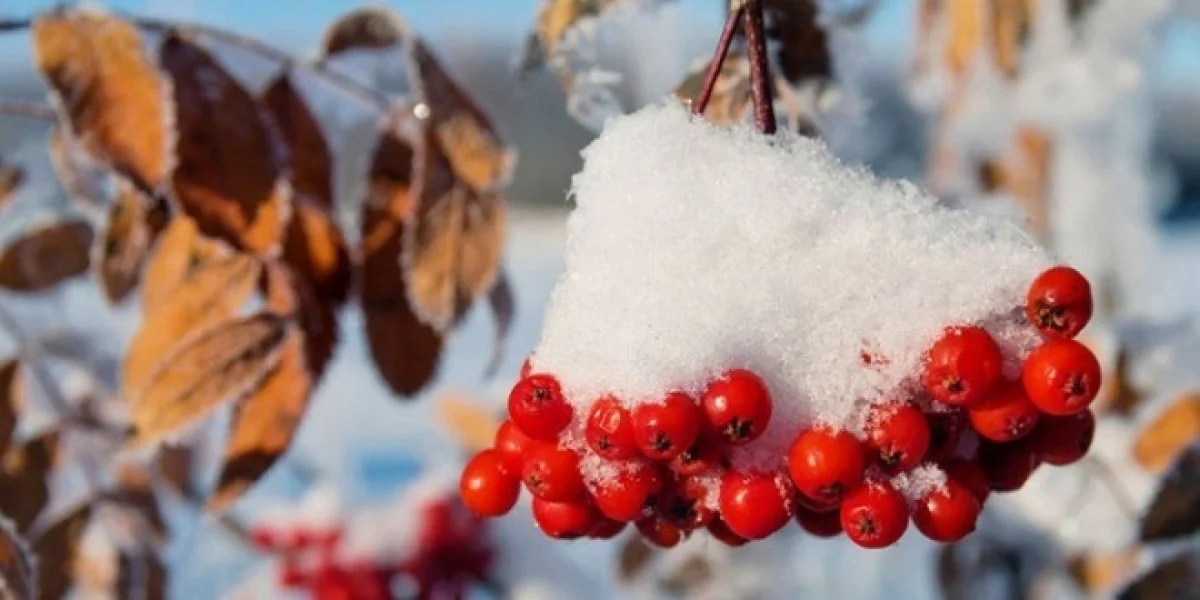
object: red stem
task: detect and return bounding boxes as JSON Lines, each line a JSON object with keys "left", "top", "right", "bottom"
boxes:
{"left": 692, "top": 6, "right": 744, "bottom": 117}
{"left": 743, "top": 0, "right": 776, "bottom": 134}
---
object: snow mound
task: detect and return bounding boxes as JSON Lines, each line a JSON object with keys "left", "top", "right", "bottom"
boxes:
{"left": 531, "top": 100, "right": 1052, "bottom": 469}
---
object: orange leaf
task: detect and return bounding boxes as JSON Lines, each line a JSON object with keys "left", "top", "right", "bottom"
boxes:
{"left": 94, "top": 181, "right": 170, "bottom": 304}
{"left": 122, "top": 252, "right": 261, "bottom": 398}
{"left": 32, "top": 504, "right": 91, "bottom": 600}
{"left": 139, "top": 217, "right": 229, "bottom": 314}
{"left": 47, "top": 127, "right": 109, "bottom": 208}
{"left": 0, "top": 161, "right": 24, "bottom": 213}
{"left": 0, "top": 433, "right": 60, "bottom": 532}
{"left": 403, "top": 131, "right": 507, "bottom": 331}
{"left": 436, "top": 392, "right": 501, "bottom": 454}
{"left": 128, "top": 312, "right": 291, "bottom": 449}
{"left": 160, "top": 32, "right": 291, "bottom": 255}
{"left": 282, "top": 202, "right": 351, "bottom": 307}
{"left": 320, "top": 6, "right": 406, "bottom": 56}
{"left": 0, "top": 360, "right": 21, "bottom": 454}
{"left": 262, "top": 73, "right": 334, "bottom": 211}
{"left": 0, "top": 220, "right": 93, "bottom": 292}
{"left": 0, "top": 516, "right": 35, "bottom": 600}
{"left": 1066, "top": 547, "right": 1142, "bottom": 595}
{"left": 1133, "top": 393, "right": 1200, "bottom": 474}
{"left": 31, "top": 9, "right": 170, "bottom": 193}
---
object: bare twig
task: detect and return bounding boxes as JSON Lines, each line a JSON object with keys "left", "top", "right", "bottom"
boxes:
{"left": 742, "top": 0, "right": 776, "bottom": 134}
{"left": 0, "top": 99, "right": 57, "bottom": 122}
{"left": 692, "top": 6, "right": 744, "bottom": 117}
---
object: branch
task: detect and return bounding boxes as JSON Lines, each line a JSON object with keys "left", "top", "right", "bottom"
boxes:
{"left": 692, "top": 6, "right": 744, "bottom": 117}
{"left": 742, "top": 0, "right": 776, "bottom": 134}
{"left": 0, "top": 99, "right": 57, "bottom": 122}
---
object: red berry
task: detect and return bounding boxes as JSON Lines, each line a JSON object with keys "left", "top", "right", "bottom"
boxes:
{"left": 787, "top": 428, "right": 866, "bottom": 505}
{"left": 912, "top": 479, "right": 980, "bottom": 543}
{"left": 795, "top": 506, "right": 844, "bottom": 538}
{"left": 706, "top": 516, "right": 748, "bottom": 547}
{"left": 278, "top": 560, "right": 310, "bottom": 588}
{"left": 588, "top": 518, "right": 627, "bottom": 539}
{"left": 1030, "top": 410, "right": 1095, "bottom": 466}
{"left": 459, "top": 449, "right": 520, "bottom": 517}
{"left": 840, "top": 481, "right": 909, "bottom": 549}
{"left": 250, "top": 525, "right": 282, "bottom": 551}
{"left": 795, "top": 489, "right": 841, "bottom": 513}
{"left": 522, "top": 444, "right": 585, "bottom": 502}
{"left": 700, "top": 369, "right": 773, "bottom": 445}
{"left": 508, "top": 374, "right": 573, "bottom": 441}
{"left": 865, "top": 403, "right": 931, "bottom": 474}
{"left": 494, "top": 419, "right": 540, "bottom": 478}
{"left": 1022, "top": 339, "right": 1102, "bottom": 416}
{"left": 718, "top": 471, "right": 793, "bottom": 540}
{"left": 926, "top": 409, "right": 969, "bottom": 460}
{"left": 937, "top": 459, "right": 990, "bottom": 505}
{"left": 635, "top": 514, "right": 684, "bottom": 548}
{"left": 967, "top": 381, "right": 1041, "bottom": 442}
{"left": 590, "top": 460, "right": 664, "bottom": 522}
{"left": 531, "top": 497, "right": 597, "bottom": 539}
{"left": 1026, "top": 266, "right": 1093, "bottom": 339}
{"left": 669, "top": 431, "right": 725, "bottom": 477}
{"left": 922, "top": 326, "right": 1004, "bottom": 407}
{"left": 632, "top": 392, "right": 702, "bottom": 461}
{"left": 585, "top": 396, "right": 640, "bottom": 460}
{"left": 979, "top": 440, "right": 1040, "bottom": 492}
{"left": 655, "top": 477, "right": 714, "bottom": 530}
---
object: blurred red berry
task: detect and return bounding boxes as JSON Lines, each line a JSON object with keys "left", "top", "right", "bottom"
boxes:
{"left": 787, "top": 427, "right": 866, "bottom": 505}
{"left": 522, "top": 444, "right": 585, "bottom": 502}
{"left": 532, "top": 497, "right": 598, "bottom": 539}
{"left": 795, "top": 505, "right": 844, "bottom": 538}
{"left": 590, "top": 459, "right": 663, "bottom": 522}
{"left": 865, "top": 403, "right": 930, "bottom": 474}
{"left": 700, "top": 369, "right": 773, "bottom": 445}
{"left": 655, "top": 477, "right": 714, "bottom": 530}
{"left": 277, "top": 560, "right": 310, "bottom": 589}
{"left": 460, "top": 449, "right": 520, "bottom": 517}
{"left": 1026, "top": 266, "right": 1093, "bottom": 339}
{"left": 1030, "top": 410, "right": 1095, "bottom": 466}
{"left": 669, "top": 431, "right": 725, "bottom": 477}
{"left": 508, "top": 374, "right": 573, "bottom": 441}
{"left": 585, "top": 396, "right": 641, "bottom": 460}
{"left": 937, "top": 458, "right": 991, "bottom": 505}
{"left": 633, "top": 392, "right": 702, "bottom": 461}
{"left": 706, "top": 516, "right": 748, "bottom": 547}
{"left": 1022, "top": 339, "right": 1102, "bottom": 416}
{"left": 922, "top": 326, "right": 1003, "bottom": 407}
{"left": 968, "top": 381, "right": 1041, "bottom": 442}
{"left": 250, "top": 525, "right": 282, "bottom": 551}
{"left": 494, "top": 419, "right": 542, "bottom": 478}
{"left": 840, "top": 481, "right": 908, "bottom": 549}
{"left": 912, "top": 479, "right": 980, "bottom": 543}
{"left": 979, "top": 440, "right": 1041, "bottom": 492}
{"left": 719, "top": 471, "right": 793, "bottom": 540}
{"left": 926, "top": 409, "right": 969, "bottom": 460}
{"left": 588, "top": 517, "right": 627, "bottom": 539}
{"left": 635, "top": 514, "right": 685, "bottom": 548}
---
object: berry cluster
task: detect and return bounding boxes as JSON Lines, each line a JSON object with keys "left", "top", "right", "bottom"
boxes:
{"left": 460, "top": 266, "right": 1100, "bottom": 550}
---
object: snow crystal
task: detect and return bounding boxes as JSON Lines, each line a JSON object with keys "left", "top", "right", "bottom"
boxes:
{"left": 891, "top": 463, "right": 949, "bottom": 504}
{"left": 531, "top": 100, "right": 1051, "bottom": 470}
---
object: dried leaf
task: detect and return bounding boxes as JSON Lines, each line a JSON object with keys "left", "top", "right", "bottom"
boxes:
{"left": 122, "top": 252, "right": 262, "bottom": 397}
{"left": 282, "top": 202, "right": 351, "bottom": 306}
{"left": 762, "top": 0, "right": 833, "bottom": 84}
{"left": 1066, "top": 547, "right": 1143, "bottom": 596}
{"left": 0, "top": 220, "right": 93, "bottom": 292}
{"left": 0, "top": 162, "right": 24, "bottom": 212}
{"left": 1133, "top": 393, "right": 1200, "bottom": 474}
{"left": 1103, "top": 346, "right": 1147, "bottom": 417}
{"left": 485, "top": 272, "right": 515, "bottom": 376}
{"left": 209, "top": 265, "right": 317, "bottom": 511}
{"left": 617, "top": 534, "right": 655, "bottom": 582}
{"left": 360, "top": 126, "right": 443, "bottom": 397}
{"left": 0, "top": 517, "right": 36, "bottom": 600}
{"left": 128, "top": 312, "right": 290, "bottom": 448}
{"left": 116, "top": 552, "right": 167, "bottom": 600}
{"left": 526, "top": 0, "right": 624, "bottom": 74}
{"left": 1117, "top": 550, "right": 1200, "bottom": 600}
{"left": 320, "top": 6, "right": 406, "bottom": 56}
{"left": 157, "top": 445, "right": 195, "bottom": 499}
{"left": 675, "top": 53, "right": 753, "bottom": 125}
{"left": 32, "top": 504, "right": 90, "bottom": 600}
{"left": 160, "top": 32, "right": 291, "bottom": 255}
{"left": 139, "top": 217, "right": 229, "bottom": 313}
{"left": 102, "top": 465, "right": 168, "bottom": 550}
{"left": 659, "top": 555, "right": 714, "bottom": 595}
{"left": 95, "top": 181, "right": 170, "bottom": 304}
{"left": 0, "top": 433, "right": 60, "bottom": 532}
{"left": 1140, "top": 444, "right": 1200, "bottom": 542}
{"left": 436, "top": 393, "right": 501, "bottom": 454}
{"left": 0, "top": 360, "right": 20, "bottom": 454}
{"left": 403, "top": 131, "right": 507, "bottom": 332}
{"left": 262, "top": 73, "right": 334, "bottom": 210}
{"left": 983, "top": 126, "right": 1052, "bottom": 235}
{"left": 31, "top": 9, "right": 170, "bottom": 193}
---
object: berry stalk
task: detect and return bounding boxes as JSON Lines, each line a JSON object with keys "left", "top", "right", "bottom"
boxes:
{"left": 691, "top": 3, "right": 744, "bottom": 117}
{"left": 742, "top": 0, "right": 776, "bottom": 134}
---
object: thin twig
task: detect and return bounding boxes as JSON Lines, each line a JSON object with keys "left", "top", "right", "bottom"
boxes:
{"left": 0, "top": 99, "right": 57, "bottom": 122}
{"left": 692, "top": 6, "right": 744, "bottom": 117}
{"left": 742, "top": 0, "right": 777, "bottom": 134}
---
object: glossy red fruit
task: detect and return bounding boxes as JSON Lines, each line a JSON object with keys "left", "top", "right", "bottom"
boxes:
{"left": 590, "top": 460, "right": 664, "bottom": 522}
{"left": 636, "top": 514, "right": 685, "bottom": 548}
{"left": 531, "top": 497, "right": 598, "bottom": 539}
{"left": 979, "top": 440, "right": 1041, "bottom": 492}
{"left": 795, "top": 506, "right": 844, "bottom": 538}
{"left": 655, "top": 477, "right": 714, "bottom": 530}
{"left": 787, "top": 428, "right": 866, "bottom": 505}
{"left": 1022, "top": 339, "right": 1102, "bottom": 416}
{"left": 588, "top": 518, "right": 627, "bottom": 539}
{"left": 1030, "top": 410, "right": 1095, "bottom": 466}
{"left": 669, "top": 432, "right": 725, "bottom": 477}
{"left": 494, "top": 420, "right": 541, "bottom": 478}
{"left": 706, "top": 516, "right": 748, "bottom": 547}
{"left": 912, "top": 479, "right": 981, "bottom": 543}
{"left": 840, "top": 481, "right": 909, "bottom": 549}
{"left": 866, "top": 404, "right": 931, "bottom": 474}
{"left": 508, "top": 374, "right": 573, "bottom": 441}
{"left": 633, "top": 392, "right": 702, "bottom": 461}
{"left": 460, "top": 449, "right": 520, "bottom": 517}
{"left": 937, "top": 459, "right": 991, "bottom": 505}
{"left": 922, "top": 326, "right": 1004, "bottom": 407}
{"left": 719, "top": 471, "right": 793, "bottom": 540}
{"left": 967, "top": 381, "right": 1041, "bottom": 442}
{"left": 926, "top": 409, "right": 969, "bottom": 460}
{"left": 522, "top": 444, "right": 585, "bottom": 502}
{"left": 585, "top": 396, "right": 640, "bottom": 460}
{"left": 700, "top": 369, "right": 773, "bottom": 445}
{"left": 1026, "top": 266, "right": 1093, "bottom": 339}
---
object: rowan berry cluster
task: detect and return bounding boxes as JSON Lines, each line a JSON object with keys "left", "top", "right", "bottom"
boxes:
{"left": 460, "top": 266, "right": 1099, "bottom": 550}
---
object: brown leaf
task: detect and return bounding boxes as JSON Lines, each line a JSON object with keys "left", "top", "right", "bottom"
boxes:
{"left": 95, "top": 181, "right": 171, "bottom": 304}
{"left": 139, "top": 217, "right": 229, "bottom": 313}
{"left": 122, "top": 252, "right": 262, "bottom": 398}
{"left": 436, "top": 393, "right": 501, "bottom": 454}
{"left": 262, "top": 73, "right": 334, "bottom": 211}
{"left": 157, "top": 445, "right": 195, "bottom": 499}
{"left": 160, "top": 32, "right": 291, "bottom": 255}
{"left": 1117, "top": 550, "right": 1200, "bottom": 600}
{"left": 47, "top": 127, "right": 110, "bottom": 208}
{"left": 0, "top": 220, "right": 94, "bottom": 292}
{"left": 1140, "top": 444, "right": 1200, "bottom": 542}
{"left": 485, "top": 272, "right": 515, "bottom": 376}
{"left": 360, "top": 125, "right": 443, "bottom": 397}
{"left": 617, "top": 534, "right": 655, "bottom": 583}
{"left": 762, "top": 0, "right": 833, "bottom": 84}
{"left": 675, "top": 52, "right": 753, "bottom": 125}
{"left": 0, "top": 433, "right": 60, "bottom": 532}
{"left": 0, "top": 360, "right": 21, "bottom": 454}
{"left": 103, "top": 465, "right": 168, "bottom": 549}
{"left": 659, "top": 555, "right": 714, "bottom": 596}
{"left": 526, "top": 0, "right": 623, "bottom": 76}
{"left": 32, "top": 504, "right": 90, "bottom": 600}
{"left": 116, "top": 552, "right": 167, "bottom": 600}
{"left": 31, "top": 9, "right": 170, "bottom": 193}
{"left": 0, "top": 517, "right": 36, "bottom": 600}
{"left": 128, "top": 312, "right": 291, "bottom": 448}
{"left": 403, "top": 131, "right": 507, "bottom": 331}
{"left": 320, "top": 6, "right": 406, "bottom": 56}
{"left": 1133, "top": 393, "right": 1200, "bottom": 474}
{"left": 0, "top": 161, "right": 24, "bottom": 212}
{"left": 282, "top": 202, "right": 351, "bottom": 306}
{"left": 1066, "top": 547, "right": 1142, "bottom": 596}
{"left": 209, "top": 264, "right": 317, "bottom": 511}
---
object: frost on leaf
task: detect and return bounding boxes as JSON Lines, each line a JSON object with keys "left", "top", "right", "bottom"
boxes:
{"left": 47, "top": 127, "right": 110, "bottom": 208}
{"left": 159, "top": 32, "right": 291, "bottom": 255}
{"left": 262, "top": 73, "right": 334, "bottom": 211}
{"left": 1117, "top": 550, "right": 1200, "bottom": 600}
{"left": 1132, "top": 392, "right": 1200, "bottom": 474}
{"left": 95, "top": 181, "right": 170, "bottom": 304}
{"left": 0, "top": 161, "right": 24, "bottom": 213}
{"left": 282, "top": 202, "right": 352, "bottom": 307}
{"left": 0, "top": 360, "right": 20, "bottom": 454}
{"left": 0, "top": 516, "right": 36, "bottom": 600}
{"left": 520, "top": 0, "right": 628, "bottom": 77}
{"left": 1139, "top": 444, "right": 1200, "bottom": 542}
{"left": 32, "top": 504, "right": 90, "bottom": 600}
{"left": 99, "top": 466, "right": 169, "bottom": 552}
{"left": 127, "top": 312, "right": 290, "bottom": 449}
{"left": 360, "top": 123, "right": 443, "bottom": 397}
{"left": 0, "top": 433, "right": 60, "bottom": 532}
{"left": 210, "top": 264, "right": 320, "bottom": 511}
{"left": 31, "top": 9, "right": 170, "bottom": 193}
{"left": 320, "top": 6, "right": 407, "bottom": 56}
{"left": 138, "top": 216, "right": 228, "bottom": 313}
{"left": 0, "top": 220, "right": 93, "bottom": 293}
